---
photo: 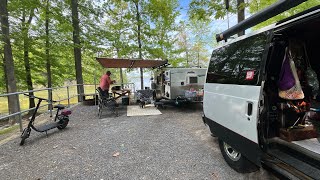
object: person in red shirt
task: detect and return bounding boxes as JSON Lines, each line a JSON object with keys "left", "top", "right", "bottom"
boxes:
{"left": 99, "top": 71, "right": 115, "bottom": 97}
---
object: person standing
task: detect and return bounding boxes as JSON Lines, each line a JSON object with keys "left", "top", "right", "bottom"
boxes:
{"left": 99, "top": 71, "right": 115, "bottom": 97}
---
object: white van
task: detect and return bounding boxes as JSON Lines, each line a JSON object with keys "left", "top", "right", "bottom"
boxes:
{"left": 203, "top": 5, "right": 320, "bottom": 178}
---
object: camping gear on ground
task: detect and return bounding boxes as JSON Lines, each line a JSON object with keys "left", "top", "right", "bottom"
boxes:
{"left": 185, "top": 90, "right": 197, "bottom": 99}
{"left": 122, "top": 96, "right": 129, "bottom": 105}
{"left": 279, "top": 124, "right": 318, "bottom": 142}
{"left": 136, "top": 89, "right": 155, "bottom": 108}
{"left": 278, "top": 48, "right": 304, "bottom": 100}
{"left": 184, "top": 89, "right": 203, "bottom": 102}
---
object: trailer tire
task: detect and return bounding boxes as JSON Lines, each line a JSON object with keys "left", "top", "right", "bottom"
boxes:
{"left": 218, "top": 139, "right": 258, "bottom": 173}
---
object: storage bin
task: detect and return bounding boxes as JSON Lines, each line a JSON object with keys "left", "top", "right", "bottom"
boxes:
{"left": 122, "top": 96, "right": 129, "bottom": 105}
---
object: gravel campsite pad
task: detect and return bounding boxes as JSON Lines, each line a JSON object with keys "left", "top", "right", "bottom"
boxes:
{"left": 0, "top": 104, "right": 276, "bottom": 179}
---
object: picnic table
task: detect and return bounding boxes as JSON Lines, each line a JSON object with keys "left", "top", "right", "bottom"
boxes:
{"left": 112, "top": 89, "right": 131, "bottom": 100}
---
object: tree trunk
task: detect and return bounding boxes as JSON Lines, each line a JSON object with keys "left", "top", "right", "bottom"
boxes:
{"left": 22, "top": 9, "right": 35, "bottom": 113}
{"left": 45, "top": 0, "right": 52, "bottom": 110}
{"left": 71, "top": 0, "right": 84, "bottom": 101}
{"left": 135, "top": 1, "right": 144, "bottom": 90}
{"left": 186, "top": 49, "right": 189, "bottom": 67}
{"left": 120, "top": 68, "right": 124, "bottom": 88}
{"left": 237, "top": 0, "right": 245, "bottom": 36}
{"left": 0, "top": 0, "right": 20, "bottom": 125}
{"left": 116, "top": 48, "right": 124, "bottom": 89}
{"left": 197, "top": 51, "right": 199, "bottom": 68}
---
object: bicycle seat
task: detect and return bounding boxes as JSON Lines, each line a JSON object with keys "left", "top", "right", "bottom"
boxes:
{"left": 54, "top": 104, "right": 65, "bottom": 110}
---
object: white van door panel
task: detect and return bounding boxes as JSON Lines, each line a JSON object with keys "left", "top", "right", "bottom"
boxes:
{"left": 204, "top": 83, "right": 261, "bottom": 143}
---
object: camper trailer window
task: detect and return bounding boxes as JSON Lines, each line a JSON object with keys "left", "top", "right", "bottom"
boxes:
{"left": 206, "top": 32, "right": 268, "bottom": 85}
{"left": 189, "top": 77, "right": 198, "bottom": 84}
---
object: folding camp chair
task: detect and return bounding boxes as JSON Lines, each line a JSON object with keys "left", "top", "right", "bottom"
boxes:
{"left": 136, "top": 89, "right": 155, "bottom": 108}
{"left": 96, "top": 87, "right": 118, "bottom": 118}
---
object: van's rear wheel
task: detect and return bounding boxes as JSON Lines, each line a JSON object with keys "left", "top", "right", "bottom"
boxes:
{"left": 218, "top": 139, "right": 258, "bottom": 173}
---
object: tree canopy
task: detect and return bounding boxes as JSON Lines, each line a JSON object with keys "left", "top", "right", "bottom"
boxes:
{"left": 1, "top": 0, "right": 318, "bottom": 94}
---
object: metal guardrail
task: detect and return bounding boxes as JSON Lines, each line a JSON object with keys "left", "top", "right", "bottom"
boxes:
{"left": 0, "top": 83, "right": 135, "bottom": 132}
{"left": 0, "top": 84, "right": 91, "bottom": 132}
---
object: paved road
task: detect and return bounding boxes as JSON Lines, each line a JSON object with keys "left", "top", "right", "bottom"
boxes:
{"left": 0, "top": 104, "right": 276, "bottom": 179}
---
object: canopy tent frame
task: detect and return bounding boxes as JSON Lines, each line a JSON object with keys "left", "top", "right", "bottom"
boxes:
{"left": 94, "top": 57, "right": 169, "bottom": 92}
{"left": 96, "top": 57, "right": 169, "bottom": 69}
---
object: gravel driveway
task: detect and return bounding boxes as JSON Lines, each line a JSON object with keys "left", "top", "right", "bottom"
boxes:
{"left": 0, "top": 103, "right": 276, "bottom": 180}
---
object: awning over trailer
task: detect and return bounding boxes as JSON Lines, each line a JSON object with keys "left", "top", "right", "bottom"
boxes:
{"left": 96, "top": 57, "right": 168, "bottom": 68}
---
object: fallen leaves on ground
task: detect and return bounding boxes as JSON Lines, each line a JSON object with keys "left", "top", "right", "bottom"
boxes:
{"left": 112, "top": 152, "right": 120, "bottom": 157}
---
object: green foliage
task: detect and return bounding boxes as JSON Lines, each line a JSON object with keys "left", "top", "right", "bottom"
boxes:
{"left": 0, "top": 0, "right": 220, "bottom": 95}
{"left": 175, "top": 19, "right": 213, "bottom": 68}
{"left": 188, "top": 0, "right": 244, "bottom": 21}
{"left": 249, "top": 0, "right": 319, "bottom": 29}
{"left": 0, "top": 124, "right": 19, "bottom": 135}
{"left": 146, "top": 0, "right": 180, "bottom": 62}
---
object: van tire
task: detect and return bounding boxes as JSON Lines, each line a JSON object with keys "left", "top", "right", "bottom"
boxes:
{"left": 218, "top": 139, "right": 258, "bottom": 173}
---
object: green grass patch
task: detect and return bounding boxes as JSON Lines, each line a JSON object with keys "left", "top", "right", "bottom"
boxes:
{"left": 0, "top": 85, "right": 97, "bottom": 115}
{"left": 0, "top": 124, "right": 19, "bottom": 135}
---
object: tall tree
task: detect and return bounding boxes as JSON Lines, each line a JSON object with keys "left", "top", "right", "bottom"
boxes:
{"left": 71, "top": 0, "right": 84, "bottom": 101}
{"left": 188, "top": 0, "right": 246, "bottom": 35}
{"left": 176, "top": 21, "right": 190, "bottom": 67}
{"left": 133, "top": 0, "right": 144, "bottom": 90}
{"left": 237, "top": 0, "right": 245, "bottom": 36}
{"left": 103, "top": 0, "right": 132, "bottom": 87}
{"left": 188, "top": 19, "right": 211, "bottom": 67}
{"left": 0, "top": 0, "right": 20, "bottom": 124}
{"left": 8, "top": 0, "right": 39, "bottom": 111}
{"left": 21, "top": 1, "right": 36, "bottom": 111}
{"left": 146, "top": 0, "right": 180, "bottom": 61}
{"left": 189, "top": 0, "right": 234, "bottom": 21}
{"left": 45, "top": 0, "right": 52, "bottom": 109}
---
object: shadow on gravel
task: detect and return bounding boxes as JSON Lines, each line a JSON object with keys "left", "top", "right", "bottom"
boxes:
{"left": 95, "top": 104, "right": 128, "bottom": 119}
{"left": 159, "top": 103, "right": 203, "bottom": 114}
{"left": 18, "top": 127, "right": 71, "bottom": 147}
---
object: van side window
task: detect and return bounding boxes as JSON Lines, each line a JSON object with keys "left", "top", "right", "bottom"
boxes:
{"left": 206, "top": 33, "right": 268, "bottom": 85}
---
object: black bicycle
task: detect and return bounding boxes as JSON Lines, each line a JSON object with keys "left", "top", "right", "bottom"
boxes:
{"left": 20, "top": 94, "right": 71, "bottom": 145}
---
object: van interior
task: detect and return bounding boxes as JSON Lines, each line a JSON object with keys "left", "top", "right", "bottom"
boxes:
{"left": 263, "top": 15, "right": 320, "bottom": 177}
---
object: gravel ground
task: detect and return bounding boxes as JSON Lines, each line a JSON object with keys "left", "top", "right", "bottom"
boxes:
{"left": 0, "top": 103, "right": 277, "bottom": 180}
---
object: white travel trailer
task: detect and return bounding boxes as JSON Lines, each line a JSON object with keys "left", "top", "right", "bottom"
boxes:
{"left": 203, "top": 3, "right": 320, "bottom": 179}
{"left": 152, "top": 68, "right": 207, "bottom": 103}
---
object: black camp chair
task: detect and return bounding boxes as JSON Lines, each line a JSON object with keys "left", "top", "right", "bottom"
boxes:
{"left": 96, "top": 87, "right": 118, "bottom": 118}
{"left": 136, "top": 89, "right": 155, "bottom": 108}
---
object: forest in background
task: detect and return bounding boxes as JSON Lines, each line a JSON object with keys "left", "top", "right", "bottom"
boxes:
{"left": 0, "top": 0, "right": 318, "bottom": 124}
{"left": 1, "top": 0, "right": 318, "bottom": 92}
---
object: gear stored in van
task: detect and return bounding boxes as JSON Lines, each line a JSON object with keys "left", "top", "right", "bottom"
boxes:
{"left": 203, "top": 5, "right": 320, "bottom": 179}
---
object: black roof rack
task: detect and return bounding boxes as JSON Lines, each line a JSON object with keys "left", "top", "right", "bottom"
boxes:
{"left": 216, "top": 0, "right": 307, "bottom": 42}
{"left": 277, "top": 5, "right": 320, "bottom": 25}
